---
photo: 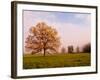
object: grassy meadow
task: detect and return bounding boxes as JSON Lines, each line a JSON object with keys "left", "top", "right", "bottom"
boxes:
{"left": 23, "top": 53, "right": 90, "bottom": 69}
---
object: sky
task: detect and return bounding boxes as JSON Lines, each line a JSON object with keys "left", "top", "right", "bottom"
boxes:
{"left": 23, "top": 10, "right": 91, "bottom": 52}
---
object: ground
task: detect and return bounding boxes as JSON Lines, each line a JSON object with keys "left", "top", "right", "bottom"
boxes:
{"left": 23, "top": 53, "right": 90, "bottom": 69}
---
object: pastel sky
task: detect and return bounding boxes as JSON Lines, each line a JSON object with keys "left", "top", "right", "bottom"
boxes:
{"left": 23, "top": 10, "right": 91, "bottom": 52}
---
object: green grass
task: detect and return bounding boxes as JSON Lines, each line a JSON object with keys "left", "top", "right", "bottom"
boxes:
{"left": 23, "top": 53, "right": 90, "bottom": 69}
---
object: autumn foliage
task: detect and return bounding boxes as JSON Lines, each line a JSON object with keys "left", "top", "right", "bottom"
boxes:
{"left": 25, "top": 22, "right": 60, "bottom": 56}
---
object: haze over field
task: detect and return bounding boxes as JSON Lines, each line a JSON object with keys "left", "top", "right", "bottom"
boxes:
{"left": 23, "top": 10, "right": 91, "bottom": 53}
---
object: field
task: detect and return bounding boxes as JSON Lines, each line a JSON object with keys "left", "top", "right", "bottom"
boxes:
{"left": 23, "top": 53, "right": 90, "bottom": 69}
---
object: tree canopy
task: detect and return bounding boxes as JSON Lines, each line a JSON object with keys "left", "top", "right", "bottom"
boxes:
{"left": 25, "top": 22, "right": 60, "bottom": 56}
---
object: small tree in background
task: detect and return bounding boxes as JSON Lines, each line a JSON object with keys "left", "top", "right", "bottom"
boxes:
{"left": 82, "top": 43, "right": 91, "bottom": 53}
{"left": 25, "top": 22, "right": 60, "bottom": 56}
{"left": 68, "top": 45, "right": 74, "bottom": 53}
{"left": 76, "top": 46, "right": 80, "bottom": 53}
{"left": 61, "top": 47, "right": 66, "bottom": 53}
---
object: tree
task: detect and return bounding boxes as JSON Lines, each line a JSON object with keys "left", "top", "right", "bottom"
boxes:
{"left": 68, "top": 45, "right": 73, "bottom": 53}
{"left": 76, "top": 46, "right": 80, "bottom": 53}
{"left": 82, "top": 43, "right": 91, "bottom": 53}
{"left": 25, "top": 22, "right": 60, "bottom": 56}
{"left": 61, "top": 47, "right": 66, "bottom": 53}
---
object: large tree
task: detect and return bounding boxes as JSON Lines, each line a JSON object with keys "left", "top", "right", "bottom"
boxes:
{"left": 25, "top": 22, "right": 60, "bottom": 56}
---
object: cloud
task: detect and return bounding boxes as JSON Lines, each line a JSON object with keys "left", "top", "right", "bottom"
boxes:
{"left": 23, "top": 10, "right": 91, "bottom": 51}
{"left": 74, "top": 13, "right": 91, "bottom": 26}
{"left": 23, "top": 10, "right": 57, "bottom": 23}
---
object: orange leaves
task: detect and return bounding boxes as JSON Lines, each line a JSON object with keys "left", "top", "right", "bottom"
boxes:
{"left": 25, "top": 22, "right": 60, "bottom": 55}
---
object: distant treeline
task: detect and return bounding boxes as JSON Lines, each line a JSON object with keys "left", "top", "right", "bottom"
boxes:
{"left": 61, "top": 43, "right": 91, "bottom": 53}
